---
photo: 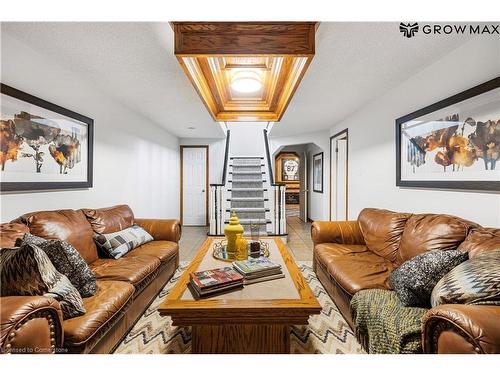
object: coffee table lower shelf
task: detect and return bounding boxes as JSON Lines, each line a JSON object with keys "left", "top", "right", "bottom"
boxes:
{"left": 192, "top": 323, "right": 290, "bottom": 354}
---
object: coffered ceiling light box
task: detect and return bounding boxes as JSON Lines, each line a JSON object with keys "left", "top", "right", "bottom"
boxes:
{"left": 171, "top": 22, "right": 318, "bottom": 122}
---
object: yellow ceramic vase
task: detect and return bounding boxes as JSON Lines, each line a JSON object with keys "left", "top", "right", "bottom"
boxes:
{"left": 235, "top": 234, "right": 248, "bottom": 261}
{"left": 224, "top": 211, "right": 244, "bottom": 256}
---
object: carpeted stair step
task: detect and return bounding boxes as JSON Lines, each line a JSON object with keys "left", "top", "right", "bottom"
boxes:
{"left": 228, "top": 179, "right": 267, "bottom": 183}
{"left": 228, "top": 188, "right": 267, "bottom": 192}
{"left": 224, "top": 218, "right": 271, "bottom": 225}
{"left": 226, "top": 208, "right": 269, "bottom": 213}
{"left": 227, "top": 197, "right": 267, "bottom": 202}
{"left": 229, "top": 171, "right": 265, "bottom": 175}
{"left": 229, "top": 163, "right": 265, "bottom": 168}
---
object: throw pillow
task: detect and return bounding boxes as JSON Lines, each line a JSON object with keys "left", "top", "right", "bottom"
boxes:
{"left": 431, "top": 250, "right": 500, "bottom": 307}
{"left": 94, "top": 224, "right": 153, "bottom": 259}
{"left": 18, "top": 233, "right": 97, "bottom": 297}
{"left": 389, "top": 249, "right": 468, "bottom": 307}
{"left": 0, "top": 242, "right": 86, "bottom": 319}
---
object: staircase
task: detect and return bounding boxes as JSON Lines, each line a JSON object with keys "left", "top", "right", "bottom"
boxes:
{"left": 227, "top": 157, "right": 270, "bottom": 236}
{"left": 208, "top": 127, "right": 286, "bottom": 237}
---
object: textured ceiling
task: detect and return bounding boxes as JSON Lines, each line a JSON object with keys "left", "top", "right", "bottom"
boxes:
{"left": 1, "top": 22, "right": 473, "bottom": 139}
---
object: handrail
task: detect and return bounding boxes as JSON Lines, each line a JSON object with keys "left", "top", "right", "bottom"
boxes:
{"left": 210, "top": 129, "right": 231, "bottom": 187}
{"left": 263, "top": 129, "right": 275, "bottom": 184}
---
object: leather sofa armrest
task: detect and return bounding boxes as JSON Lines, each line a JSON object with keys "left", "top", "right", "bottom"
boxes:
{"left": 1, "top": 296, "right": 64, "bottom": 354}
{"left": 422, "top": 304, "right": 500, "bottom": 354}
{"left": 311, "top": 220, "right": 365, "bottom": 246}
{"left": 135, "top": 218, "right": 182, "bottom": 243}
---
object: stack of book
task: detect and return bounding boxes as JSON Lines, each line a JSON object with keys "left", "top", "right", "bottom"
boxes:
{"left": 233, "top": 258, "right": 284, "bottom": 284}
{"left": 189, "top": 267, "right": 244, "bottom": 298}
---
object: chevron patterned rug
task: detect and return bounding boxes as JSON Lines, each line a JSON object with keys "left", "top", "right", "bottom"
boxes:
{"left": 114, "top": 262, "right": 364, "bottom": 354}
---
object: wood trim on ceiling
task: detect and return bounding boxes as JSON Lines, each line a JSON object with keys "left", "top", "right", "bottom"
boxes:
{"left": 170, "top": 22, "right": 318, "bottom": 122}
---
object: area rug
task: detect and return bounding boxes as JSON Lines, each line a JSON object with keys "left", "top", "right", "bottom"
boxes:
{"left": 114, "top": 262, "right": 364, "bottom": 354}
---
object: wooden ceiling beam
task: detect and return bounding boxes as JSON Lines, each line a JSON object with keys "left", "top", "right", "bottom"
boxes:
{"left": 171, "top": 22, "right": 318, "bottom": 122}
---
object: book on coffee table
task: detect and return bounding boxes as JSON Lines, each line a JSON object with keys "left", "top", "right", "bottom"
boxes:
{"left": 232, "top": 258, "right": 282, "bottom": 277}
{"left": 243, "top": 272, "right": 285, "bottom": 285}
{"left": 189, "top": 266, "right": 244, "bottom": 298}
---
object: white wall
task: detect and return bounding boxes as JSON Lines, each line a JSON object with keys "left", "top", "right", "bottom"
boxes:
{"left": 1, "top": 32, "right": 180, "bottom": 221}
{"left": 270, "top": 129, "right": 330, "bottom": 221}
{"left": 306, "top": 143, "right": 326, "bottom": 221}
{"left": 227, "top": 122, "right": 267, "bottom": 157}
{"left": 329, "top": 36, "right": 500, "bottom": 227}
{"left": 179, "top": 138, "right": 226, "bottom": 184}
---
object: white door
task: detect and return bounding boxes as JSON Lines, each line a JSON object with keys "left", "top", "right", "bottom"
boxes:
{"left": 330, "top": 133, "right": 348, "bottom": 221}
{"left": 182, "top": 147, "right": 207, "bottom": 226}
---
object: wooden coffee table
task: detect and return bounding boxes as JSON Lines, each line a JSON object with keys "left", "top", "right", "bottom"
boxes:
{"left": 158, "top": 237, "right": 321, "bottom": 354}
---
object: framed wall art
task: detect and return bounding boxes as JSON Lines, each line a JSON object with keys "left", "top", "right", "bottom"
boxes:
{"left": 313, "top": 152, "right": 324, "bottom": 193}
{"left": 281, "top": 156, "right": 299, "bottom": 181}
{"left": 1, "top": 84, "right": 93, "bottom": 192}
{"left": 396, "top": 76, "right": 499, "bottom": 191}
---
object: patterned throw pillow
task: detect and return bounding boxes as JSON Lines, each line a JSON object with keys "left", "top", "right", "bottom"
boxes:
{"left": 0, "top": 242, "right": 86, "bottom": 319}
{"left": 431, "top": 250, "right": 500, "bottom": 307}
{"left": 19, "top": 233, "right": 97, "bottom": 297}
{"left": 94, "top": 224, "right": 153, "bottom": 259}
{"left": 389, "top": 250, "right": 468, "bottom": 307}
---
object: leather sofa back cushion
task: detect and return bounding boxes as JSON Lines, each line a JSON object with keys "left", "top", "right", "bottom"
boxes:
{"left": 457, "top": 228, "right": 500, "bottom": 259}
{"left": 0, "top": 223, "right": 29, "bottom": 248}
{"left": 398, "top": 214, "right": 476, "bottom": 264}
{"left": 82, "top": 205, "right": 134, "bottom": 234}
{"left": 15, "top": 209, "right": 99, "bottom": 264}
{"left": 358, "top": 208, "right": 410, "bottom": 263}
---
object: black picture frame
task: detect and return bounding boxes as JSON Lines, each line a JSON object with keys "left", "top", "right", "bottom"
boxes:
{"left": 1, "top": 83, "right": 94, "bottom": 192}
{"left": 313, "top": 152, "right": 324, "bottom": 193}
{"left": 395, "top": 76, "right": 500, "bottom": 191}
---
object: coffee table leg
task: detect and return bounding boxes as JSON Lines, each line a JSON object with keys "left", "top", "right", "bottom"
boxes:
{"left": 191, "top": 324, "right": 290, "bottom": 354}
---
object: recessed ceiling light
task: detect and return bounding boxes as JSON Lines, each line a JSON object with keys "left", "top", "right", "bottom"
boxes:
{"left": 230, "top": 71, "right": 262, "bottom": 93}
{"left": 187, "top": 126, "right": 196, "bottom": 130}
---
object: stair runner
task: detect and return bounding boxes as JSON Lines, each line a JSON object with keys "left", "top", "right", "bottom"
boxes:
{"left": 228, "top": 157, "right": 269, "bottom": 236}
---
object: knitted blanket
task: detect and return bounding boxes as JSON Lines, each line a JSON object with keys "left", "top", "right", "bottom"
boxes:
{"left": 350, "top": 289, "right": 428, "bottom": 354}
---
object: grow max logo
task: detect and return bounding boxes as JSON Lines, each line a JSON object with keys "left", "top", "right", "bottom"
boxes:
{"left": 399, "top": 22, "right": 500, "bottom": 38}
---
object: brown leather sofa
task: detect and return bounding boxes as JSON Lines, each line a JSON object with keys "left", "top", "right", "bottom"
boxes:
{"left": 0, "top": 204, "right": 181, "bottom": 354}
{"left": 312, "top": 208, "right": 500, "bottom": 354}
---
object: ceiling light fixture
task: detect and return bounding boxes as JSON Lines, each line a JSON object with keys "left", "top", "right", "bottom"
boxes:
{"left": 230, "top": 71, "right": 262, "bottom": 93}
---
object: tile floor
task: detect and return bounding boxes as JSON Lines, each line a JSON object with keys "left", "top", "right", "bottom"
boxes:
{"left": 179, "top": 215, "right": 314, "bottom": 262}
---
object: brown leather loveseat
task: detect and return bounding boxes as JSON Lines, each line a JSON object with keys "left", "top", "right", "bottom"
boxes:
{"left": 0, "top": 204, "right": 181, "bottom": 354}
{"left": 312, "top": 208, "right": 500, "bottom": 354}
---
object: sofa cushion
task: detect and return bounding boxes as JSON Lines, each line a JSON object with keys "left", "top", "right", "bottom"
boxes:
{"left": 14, "top": 209, "right": 99, "bottom": 264}
{"left": 431, "top": 250, "right": 500, "bottom": 307}
{"left": 94, "top": 224, "right": 153, "bottom": 259}
{"left": 63, "top": 280, "right": 134, "bottom": 347}
{"left": 457, "top": 228, "right": 500, "bottom": 259}
{"left": 390, "top": 249, "right": 468, "bottom": 307}
{"left": 314, "top": 243, "right": 370, "bottom": 268}
{"left": 398, "top": 214, "right": 477, "bottom": 264}
{"left": 358, "top": 208, "right": 411, "bottom": 263}
{"left": 1, "top": 242, "right": 85, "bottom": 319}
{"left": 123, "top": 240, "right": 178, "bottom": 263}
{"left": 90, "top": 254, "right": 160, "bottom": 287}
{"left": 20, "top": 233, "right": 97, "bottom": 297}
{"left": 0, "top": 223, "right": 29, "bottom": 248}
{"left": 323, "top": 251, "right": 395, "bottom": 295}
{"left": 82, "top": 205, "right": 135, "bottom": 235}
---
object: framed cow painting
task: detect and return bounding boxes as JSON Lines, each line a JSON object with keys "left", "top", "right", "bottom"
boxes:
{"left": 396, "top": 76, "right": 499, "bottom": 191}
{"left": 1, "top": 84, "right": 93, "bottom": 192}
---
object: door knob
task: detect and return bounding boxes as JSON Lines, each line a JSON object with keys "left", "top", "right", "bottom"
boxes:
{"left": 202, "top": 189, "right": 205, "bottom": 192}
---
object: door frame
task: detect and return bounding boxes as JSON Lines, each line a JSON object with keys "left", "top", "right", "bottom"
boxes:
{"left": 180, "top": 145, "right": 209, "bottom": 226}
{"left": 329, "top": 129, "right": 349, "bottom": 221}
